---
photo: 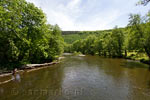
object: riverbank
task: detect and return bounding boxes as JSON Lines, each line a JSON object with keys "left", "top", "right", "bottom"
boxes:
{"left": 124, "top": 52, "right": 150, "bottom": 65}
{"left": 0, "top": 57, "right": 65, "bottom": 85}
{"left": 125, "top": 57, "right": 150, "bottom": 65}
{"left": 63, "top": 52, "right": 86, "bottom": 57}
{"left": 95, "top": 51, "right": 150, "bottom": 66}
{"left": 104, "top": 56, "right": 150, "bottom": 66}
{"left": 0, "top": 62, "right": 59, "bottom": 77}
{"left": 66, "top": 52, "right": 150, "bottom": 65}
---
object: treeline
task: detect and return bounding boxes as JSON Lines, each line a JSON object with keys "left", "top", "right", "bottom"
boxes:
{"left": 0, "top": 0, "right": 64, "bottom": 69}
{"left": 63, "top": 29, "right": 113, "bottom": 44}
{"left": 62, "top": 31, "right": 80, "bottom": 35}
{"left": 64, "top": 11, "right": 150, "bottom": 63}
{"left": 64, "top": 27, "right": 125, "bottom": 57}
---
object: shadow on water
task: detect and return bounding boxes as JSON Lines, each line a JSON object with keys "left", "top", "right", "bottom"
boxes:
{"left": 122, "top": 60, "right": 150, "bottom": 93}
{"left": 121, "top": 60, "right": 149, "bottom": 69}
{"left": 148, "top": 65, "right": 150, "bottom": 71}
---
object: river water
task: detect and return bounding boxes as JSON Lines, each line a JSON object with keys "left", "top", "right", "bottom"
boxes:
{"left": 0, "top": 55, "right": 150, "bottom": 100}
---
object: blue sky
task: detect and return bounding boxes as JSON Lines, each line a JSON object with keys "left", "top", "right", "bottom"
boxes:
{"left": 26, "top": 0, "right": 150, "bottom": 31}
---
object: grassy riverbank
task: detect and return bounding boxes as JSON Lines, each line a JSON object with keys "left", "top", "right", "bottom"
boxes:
{"left": 125, "top": 52, "right": 150, "bottom": 65}
{"left": 71, "top": 51, "right": 150, "bottom": 65}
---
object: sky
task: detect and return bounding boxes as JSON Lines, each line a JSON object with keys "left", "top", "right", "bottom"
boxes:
{"left": 26, "top": 0, "right": 150, "bottom": 31}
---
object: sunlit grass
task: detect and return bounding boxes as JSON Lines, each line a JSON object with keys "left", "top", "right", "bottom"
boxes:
{"left": 127, "top": 52, "right": 149, "bottom": 60}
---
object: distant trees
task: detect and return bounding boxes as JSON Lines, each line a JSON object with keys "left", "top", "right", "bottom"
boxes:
{"left": 70, "top": 35, "right": 97, "bottom": 55}
{"left": 82, "top": 35, "right": 97, "bottom": 55}
{"left": 66, "top": 27, "right": 125, "bottom": 57}
{"left": 0, "top": 0, "right": 64, "bottom": 69}
{"left": 95, "top": 38, "right": 103, "bottom": 56}
{"left": 64, "top": 11, "right": 150, "bottom": 63}
{"left": 110, "top": 27, "right": 124, "bottom": 57}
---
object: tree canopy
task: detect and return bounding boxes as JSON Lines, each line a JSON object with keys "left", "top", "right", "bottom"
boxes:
{"left": 0, "top": 0, "right": 64, "bottom": 69}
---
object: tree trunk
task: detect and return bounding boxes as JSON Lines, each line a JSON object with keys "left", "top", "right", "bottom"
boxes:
{"left": 104, "top": 51, "right": 106, "bottom": 57}
{"left": 148, "top": 56, "right": 150, "bottom": 65}
{"left": 99, "top": 50, "right": 101, "bottom": 56}
{"left": 144, "top": 46, "right": 150, "bottom": 64}
{"left": 125, "top": 49, "right": 127, "bottom": 58}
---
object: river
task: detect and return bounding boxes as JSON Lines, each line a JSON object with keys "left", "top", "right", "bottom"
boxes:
{"left": 0, "top": 55, "right": 150, "bottom": 100}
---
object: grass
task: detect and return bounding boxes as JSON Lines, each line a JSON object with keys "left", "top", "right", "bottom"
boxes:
{"left": 126, "top": 51, "right": 150, "bottom": 65}
{"left": 127, "top": 52, "right": 149, "bottom": 60}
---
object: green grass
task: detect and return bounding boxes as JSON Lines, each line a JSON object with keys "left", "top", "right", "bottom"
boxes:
{"left": 73, "top": 51, "right": 82, "bottom": 56}
{"left": 127, "top": 52, "right": 149, "bottom": 61}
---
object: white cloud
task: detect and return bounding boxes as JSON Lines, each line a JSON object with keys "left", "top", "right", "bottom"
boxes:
{"left": 26, "top": 0, "right": 149, "bottom": 31}
{"left": 67, "top": 0, "right": 81, "bottom": 9}
{"left": 47, "top": 10, "right": 75, "bottom": 30}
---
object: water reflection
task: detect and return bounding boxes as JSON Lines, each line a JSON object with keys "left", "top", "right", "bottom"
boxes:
{"left": 12, "top": 74, "right": 21, "bottom": 82}
{"left": 122, "top": 60, "right": 149, "bottom": 69}
{"left": 0, "top": 55, "right": 150, "bottom": 100}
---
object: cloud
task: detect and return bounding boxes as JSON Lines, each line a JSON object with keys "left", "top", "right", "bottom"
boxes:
{"left": 67, "top": 0, "right": 81, "bottom": 9}
{"left": 46, "top": 10, "right": 75, "bottom": 30}
{"left": 26, "top": 0, "right": 149, "bottom": 31}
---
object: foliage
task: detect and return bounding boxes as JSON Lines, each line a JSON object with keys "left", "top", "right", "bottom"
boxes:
{"left": 65, "top": 28, "right": 125, "bottom": 57}
{"left": 63, "top": 11, "right": 150, "bottom": 63}
{"left": 62, "top": 30, "right": 113, "bottom": 44}
{"left": 0, "top": 0, "right": 64, "bottom": 69}
{"left": 128, "top": 13, "right": 150, "bottom": 60}
{"left": 73, "top": 51, "right": 82, "bottom": 56}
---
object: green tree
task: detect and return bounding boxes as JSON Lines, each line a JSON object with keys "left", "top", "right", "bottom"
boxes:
{"left": 111, "top": 26, "right": 124, "bottom": 57}
{"left": 95, "top": 38, "right": 103, "bottom": 56}
{"left": 0, "top": 0, "right": 64, "bottom": 69}
{"left": 83, "top": 35, "right": 97, "bottom": 55}
{"left": 48, "top": 24, "right": 64, "bottom": 60}
{"left": 128, "top": 13, "right": 150, "bottom": 62}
